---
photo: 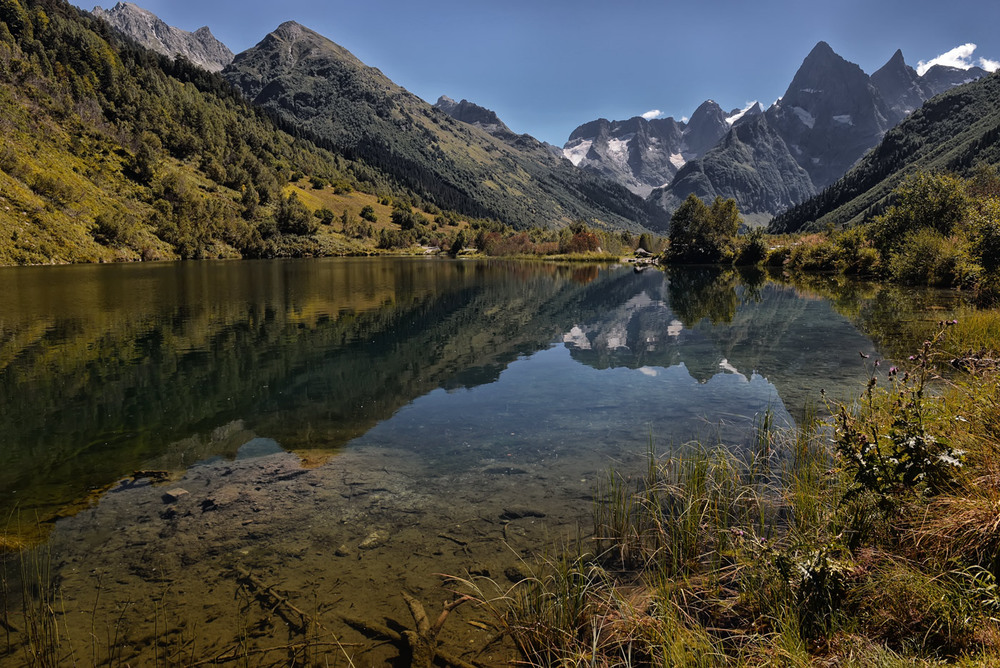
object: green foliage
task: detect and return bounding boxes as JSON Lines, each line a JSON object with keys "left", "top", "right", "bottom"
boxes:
{"left": 128, "top": 131, "right": 161, "bottom": 184}
{"left": 90, "top": 210, "right": 137, "bottom": 246}
{"left": 836, "top": 325, "right": 964, "bottom": 514}
{"left": 276, "top": 192, "right": 316, "bottom": 235}
{"left": 0, "top": 0, "right": 30, "bottom": 38}
{"left": 359, "top": 204, "right": 377, "bottom": 222}
{"left": 967, "top": 192, "right": 1000, "bottom": 273}
{"left": 390, "top": 205, "right": 427, "bottom": 231}
{"left": 887, "top": 227, "right": 973, "bottom": 286}
{"left": 667, "top": 194, "right": 741, "bottom": 263}
{"left": 314, "top": 207, "right": 335, "bottom": 225}
{"left": 869, "top": 172, "right": 970, "bottom": 256}
{"left": 376, "top": 227, "right": 413, "bottom": 249}
{"left": 448, "top": 229, "right": 466, "bottom": 255}
{"left": 734, "top": 228, "right": 767, "bottom": 266}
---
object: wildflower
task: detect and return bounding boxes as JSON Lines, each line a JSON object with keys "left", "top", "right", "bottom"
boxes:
{"left": 874, "top": 359, "right": 880, "bottom": 367}
{"left": 947, "top": 319, "right": 958, "bottom": 326}
{"left": 888, "top": 366, "right": 898, "bottom": 376}
{"left": 859, "top": 351, "right": 870, "bottom": 359}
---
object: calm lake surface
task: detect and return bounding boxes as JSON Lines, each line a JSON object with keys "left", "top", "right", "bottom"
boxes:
{"left": 0, "top": 258, "right": 959, "bottom": 665}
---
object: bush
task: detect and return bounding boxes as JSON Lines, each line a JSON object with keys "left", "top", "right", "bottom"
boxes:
{"left": 314, "top": 208, "right": 335, "bottom": 225}
{"left": 359, "top": 205, "right": 377, "bottom": 222}
{"left": 869, "top": 172, "right": 969, "bottom": 256}
{"left": 391, "top": 207, "right": 427, "bottom": 230}
{"left": 91, "top": 211, "right": 137, "bottom": 246}
{"left": 276, "top": 192, "right": 317, "bottom": 235}
{"left": 788, "top": 238, "right": 838, "bottom": 271}
{"left": 376, "top": 228, "right": 413, "bottom": 249}
{"left": 888, "top": 228, "right": 971, "bottom": 286}
{"left": 734, "top": 228, "right": 767, "bottom": 266}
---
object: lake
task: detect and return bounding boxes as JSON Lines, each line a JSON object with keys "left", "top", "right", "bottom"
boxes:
{"left": 0, "top": 258, "right": 958, "bottom": 665}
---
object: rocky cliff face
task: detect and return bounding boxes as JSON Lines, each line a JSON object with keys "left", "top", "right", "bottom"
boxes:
{"left": 434, "top": 96, "right": 513, "bottom": 136}
{"left": 92, "top": 2, "right": 233, "bottom": 72}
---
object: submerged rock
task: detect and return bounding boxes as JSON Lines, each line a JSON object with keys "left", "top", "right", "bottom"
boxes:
{"left": 359, "top": 529, "right": 389, "bottom": 550}
{"left": 162, "top": 488, "right": 189, "bottom": 503}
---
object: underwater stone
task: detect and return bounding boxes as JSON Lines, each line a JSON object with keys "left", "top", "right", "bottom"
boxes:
{"left": 359, "top": 529, "right": 389, "bottom": 550}
{"left": 162, "top": 488, "right": 189, "bottom": 503}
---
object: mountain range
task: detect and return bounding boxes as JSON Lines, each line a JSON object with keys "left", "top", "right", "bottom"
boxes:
{"left": 569, "top": 42, "right": 988, "bottom": 225}
{"left": 4, "top": 0, "right": 998, "bottom": 269}
{"left": 93, "top": 4, "right": 992, "bottom": 233}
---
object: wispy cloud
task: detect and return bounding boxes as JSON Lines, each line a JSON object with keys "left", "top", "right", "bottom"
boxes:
{"left": 981, "top": 57, "right": 1000, "bottom": 73}
{"left": 641, "top": 109, "right": 662, "bottom": 120}
{"left": 917, "top": 43, "right": 979, "bottom": 75}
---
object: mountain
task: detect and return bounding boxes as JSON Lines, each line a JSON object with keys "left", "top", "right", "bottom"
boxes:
{"left": 433, "top": 95, "right": 563, "bottom": 155}
{"left": 920, "top": 63, "right": 990, "bottom": 97}
{"left": 91, "top": 2, "right": 233, "bottom": 72}
{"left": 434, "top": 95, "right": 514, "bottom": 138}
{"left": 871, "top": 49, "right": 927, "bottom": 120}
{"left": 562, "top": 100, "right": 761, "bottom": 197}
{"left": 663, "top": 114, "right": 816, "bottom": 220}
{"left": 647, "top": 42, "right": 989, "bottom": 225}
{"left": 0, "top": 0, "right": 422, "bottom": 265}
{"left": 769, "top": 70, "right": 1000, "bottom": 233}
{"left": 223, "top": 22, "right": 667, "bottom": 232}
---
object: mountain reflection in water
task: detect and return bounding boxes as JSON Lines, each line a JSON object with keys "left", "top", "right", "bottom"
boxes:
{"left": 0, "top": 258, "right": 917, "bottom": 535}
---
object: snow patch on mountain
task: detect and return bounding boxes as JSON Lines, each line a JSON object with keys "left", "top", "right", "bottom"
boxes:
{"left": 563, "top": 139, "right": 593, "bottom": 166}
{"left": 791, "top": 107, "right": 815, "bottom": 129}
{"left": 726, "top": 101, "right": 759, "bottom": 125}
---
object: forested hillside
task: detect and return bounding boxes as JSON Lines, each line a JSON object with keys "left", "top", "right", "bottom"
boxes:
{"left": 0, "top": 0, "right": 439, "bottom": 264}
{"left": 770, "top": 71, "right": 1000, "bottom": 233}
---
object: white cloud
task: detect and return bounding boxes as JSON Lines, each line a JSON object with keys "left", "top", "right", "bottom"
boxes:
{"left": 680, "top": 116, "right": 689, "bottom": 123}
{"left": 917, "top": 43, "right": 978, "bottom": 75}
{"left": 641, "top": 109, "right": 662, "bottom": 120}
{"left": 981, "top": 57, "right": 1000, "bottom": 73}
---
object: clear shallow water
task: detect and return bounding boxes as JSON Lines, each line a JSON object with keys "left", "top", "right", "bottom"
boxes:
{"left": 0, "top": 258, "right": 955, "bottom": 665}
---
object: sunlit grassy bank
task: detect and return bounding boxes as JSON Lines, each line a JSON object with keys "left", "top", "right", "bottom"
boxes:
{"left": 457, "top": 318, "right": 1000, "bottom": 666}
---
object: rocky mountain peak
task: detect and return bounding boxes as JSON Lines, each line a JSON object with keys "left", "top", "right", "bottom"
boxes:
{"left": 684, "top": 100, "right": 730, "bottom": 156}
{"left": 872, "top": 49, "right": 924, "bottom": 121}
{"left": 434, "top": 95, "right": 515, "bottom": 139}
{"left": 91, "top": 2, "right": 233, "bottom": 72}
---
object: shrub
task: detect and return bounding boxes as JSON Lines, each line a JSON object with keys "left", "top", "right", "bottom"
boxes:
{"left": 888, "top": 228, "right": 971, "bottom": 286}
{"left": 734, "top": 228, "right": 768, "bottom": 266}
{"left": 276, "top": 192, "right": 316, "bottom": 235}
{"left": 91, "top": 211, "right": 137, "bottom": 246}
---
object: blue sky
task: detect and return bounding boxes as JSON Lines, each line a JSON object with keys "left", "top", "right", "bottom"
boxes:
{"left": 84, "top": 0, "right": 1000, "bottom": 146}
